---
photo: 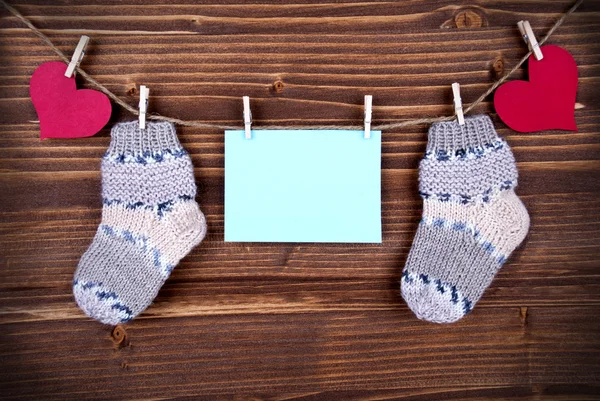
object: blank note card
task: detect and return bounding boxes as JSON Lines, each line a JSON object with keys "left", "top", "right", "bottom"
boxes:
{"left": 224, "top": 130, "right": 382, "bottom": 243}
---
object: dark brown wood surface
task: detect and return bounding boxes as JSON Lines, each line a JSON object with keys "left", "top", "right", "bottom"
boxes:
{"left": 1, "top": 1, "right": 600, "bottom": 400}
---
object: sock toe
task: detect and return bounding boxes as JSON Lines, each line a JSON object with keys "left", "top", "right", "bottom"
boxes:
{"left": 401, "top": 271, "right": 470, "bottom": 324}
{"left": 73, "top": 280, "right": 133, "bottom": 325}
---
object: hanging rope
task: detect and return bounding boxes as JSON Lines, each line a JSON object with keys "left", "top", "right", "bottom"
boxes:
{"left": 0, "top": 0, "right": 584, "bottom": 130}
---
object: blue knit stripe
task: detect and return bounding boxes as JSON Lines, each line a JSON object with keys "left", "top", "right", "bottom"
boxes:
{"left": 103, "top": 195, "right": 194, "bottom": 218}
{"left": 419, "top": 180, "right": 514, "bottom": 204}
{"left": 98, "top": 224, "right": 172, "bottom": 276}
{"left": 424, "top": 139, "right": 506, "bottom": 162}
{"left": 103, "top": 148, "right": 188, "bottom": 164}
{"left": 401, "top": 270, "right": 472, "bottom": 316}
{"left": 73, "top": 280, "right": 133, "bottom": 323}
{"left": 420, "top": 217, "right": 507, "bottom": 265}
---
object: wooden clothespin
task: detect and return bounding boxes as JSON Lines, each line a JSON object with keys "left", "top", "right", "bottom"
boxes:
{"left": 139, "top": 85, "right": 149, "bottom": 130}
{"left": 517, "top": 20, "right": 543, "bottom": 61}
{"left": 452, "top": 83, "right": 465, "bottom": 126}
{"left": 243, "top": 96, "right": 252, "bottom": 139}
{"left": 64, "top": 35, "right": 90, "bottom": 78}
{"left": 364, "top": 95, "right": 373, "bottom": 139}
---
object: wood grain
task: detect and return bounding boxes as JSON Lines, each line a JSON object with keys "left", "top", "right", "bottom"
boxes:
{"left": 1, "top": 1, "right": 600, "bottom": 400}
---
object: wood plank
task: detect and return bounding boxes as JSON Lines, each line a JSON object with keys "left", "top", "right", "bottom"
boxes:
{"left": 1, "top": 307, "right": 600, "bottom": 399}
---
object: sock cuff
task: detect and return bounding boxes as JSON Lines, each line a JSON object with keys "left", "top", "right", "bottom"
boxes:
{"left": 107, "top": 121, "right": 182, "bottom": 155}
{"left": 426, "top": 115, "right": 499, "bottom": 154}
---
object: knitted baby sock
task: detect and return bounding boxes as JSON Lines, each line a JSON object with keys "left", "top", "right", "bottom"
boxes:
{"left": 73, "top": 121, "right": 207, "bottom": 325}
{"left": 401, "top": 115, "right": 529, "bottom": 323}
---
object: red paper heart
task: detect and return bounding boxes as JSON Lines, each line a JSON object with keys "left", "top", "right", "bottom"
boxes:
{"left": 494, "top": 45, "right": 578, "bottom": 132}
{"left": 30, "top": 61, "right": 112, "bottom": 139}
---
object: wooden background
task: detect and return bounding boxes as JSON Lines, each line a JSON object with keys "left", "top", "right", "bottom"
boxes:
{"left": 1, "top": 1, "right": 600, "bottom": 400}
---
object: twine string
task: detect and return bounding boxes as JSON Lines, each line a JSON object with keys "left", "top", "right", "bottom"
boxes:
{"left": 0, "top": 0, "right": 584, "bottom": 131}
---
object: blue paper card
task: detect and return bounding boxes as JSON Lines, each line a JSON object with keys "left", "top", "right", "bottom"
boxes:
{"left": 224, "top": 130, "right": 382, "bottom": 243}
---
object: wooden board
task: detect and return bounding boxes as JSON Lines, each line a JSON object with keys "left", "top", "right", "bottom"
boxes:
{"left": 1, "top": 1, "right": 600, "bottom": 399}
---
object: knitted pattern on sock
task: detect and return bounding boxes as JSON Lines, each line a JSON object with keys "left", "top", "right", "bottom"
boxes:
{"left": 74, "top": 121, "right": 207, "bottom": 325}
{"left": 401, "top": 115, "right": 529, "bottom": 323}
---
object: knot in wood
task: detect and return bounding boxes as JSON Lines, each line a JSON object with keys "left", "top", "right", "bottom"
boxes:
{"left": 273, "top": 80, "right": 284, "bottom": 93}
{"left": 519, "top": 307, "right": 529, "bottom": 326}
{"left": 491, "top": 56, "right": 505, "bottom": 79}
{"left": 111, "top": 324, "right": 128, "bottom": 348}
{"left": 455, "top": 10, "right": 484, "bottom": 28}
